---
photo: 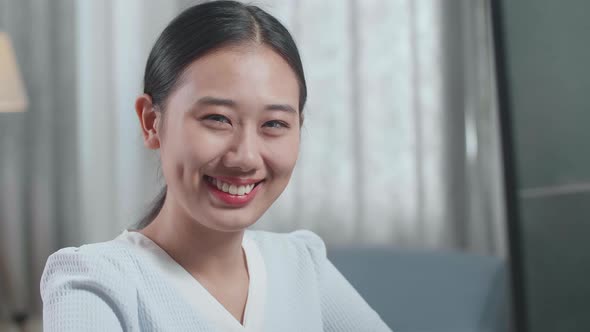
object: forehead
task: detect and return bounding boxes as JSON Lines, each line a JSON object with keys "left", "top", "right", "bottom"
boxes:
{"left": 173, "top": 45, "right": 300, "bottom": 108}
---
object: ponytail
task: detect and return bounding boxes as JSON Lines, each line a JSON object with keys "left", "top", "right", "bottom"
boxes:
{"left": 135, "top": 185, "right": 167, "bottom": 229}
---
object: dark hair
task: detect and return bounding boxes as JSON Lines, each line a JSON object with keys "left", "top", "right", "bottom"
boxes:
{"left": 136, "top": 0, "right": 307, "bottom": 229}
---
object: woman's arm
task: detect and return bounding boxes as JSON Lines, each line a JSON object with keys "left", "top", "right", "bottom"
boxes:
{"left": 291, "top": 230, "right": 393, "bottom": 332}
{"left": 318, "top": 257, "right": 393, "bottom": 332}
{"left": 40, "top": 247, "right": 135, "bottom": 332}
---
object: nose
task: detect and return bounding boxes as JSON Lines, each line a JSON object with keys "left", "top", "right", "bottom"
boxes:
{"left": 221, "top": 127, "right": 263, "bottom": 172}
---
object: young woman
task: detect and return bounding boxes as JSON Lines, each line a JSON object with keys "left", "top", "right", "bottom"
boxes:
{"left": 41, "top": 1, "right": 392, "bottom": 331}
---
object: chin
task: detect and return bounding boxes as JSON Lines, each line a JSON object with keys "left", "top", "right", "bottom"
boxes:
{"left": 199, "top": 210, "right": 261, "bottom": 233}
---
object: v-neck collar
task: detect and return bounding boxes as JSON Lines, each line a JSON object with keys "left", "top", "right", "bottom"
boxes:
{"left": 116, "top": 229, "right": 267, "bottom": 332}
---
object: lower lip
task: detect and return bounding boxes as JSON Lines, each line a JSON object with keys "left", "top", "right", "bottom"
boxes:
{"left": 205, "top": 179, "right": 262, "bottom": 207}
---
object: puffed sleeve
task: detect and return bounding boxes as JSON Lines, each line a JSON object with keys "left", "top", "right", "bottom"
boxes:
{"left": 40, "top": 247, "right": 136, "bottom": 332}
{"left": 290, "top": 230, "right": 393, "bottom": 332}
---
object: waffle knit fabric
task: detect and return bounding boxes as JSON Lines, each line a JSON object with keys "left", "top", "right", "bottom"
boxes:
{"left": 41, "top": 229, "right": 393, "bottom": 331}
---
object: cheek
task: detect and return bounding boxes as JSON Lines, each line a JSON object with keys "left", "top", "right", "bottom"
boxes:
{"left": 161, "top": 123, "right": 228, "bottom": 186}
{"left": 266, "top": 135, "right": 300, "bottom": 177}
{"left": 180, "top": 122, "right": 229, "bottom": 164}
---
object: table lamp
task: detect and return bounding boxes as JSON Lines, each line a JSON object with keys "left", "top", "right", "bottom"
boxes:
{"left": 0, "top": 31, "right": 28, "bottom": 113}
{"left": 0, "top": 30, "right": 29, "bottom": 331}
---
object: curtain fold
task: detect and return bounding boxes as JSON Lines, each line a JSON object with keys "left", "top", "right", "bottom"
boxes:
{"left": 0, "top": 0, "right": 505, "bottom": 318}
{"left": 0, "top": 0, "right": 77, "bottom": 317}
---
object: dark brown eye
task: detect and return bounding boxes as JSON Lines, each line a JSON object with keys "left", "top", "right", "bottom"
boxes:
{"left": 263, "top": 120, "right": 289, "bottom": 129}
{"left": 204, "top": 114, "right": 231, "bottom": 124}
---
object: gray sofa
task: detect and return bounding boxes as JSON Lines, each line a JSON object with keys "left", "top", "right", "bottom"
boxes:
{"left": 328, "top": 246, "right": 510, "bottom": 332}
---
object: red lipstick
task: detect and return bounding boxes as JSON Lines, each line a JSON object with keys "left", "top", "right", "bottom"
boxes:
{"left": 205, "top": 176, "right": 263, "bottom": 207}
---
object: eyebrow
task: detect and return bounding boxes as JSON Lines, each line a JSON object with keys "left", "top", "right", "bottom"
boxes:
{"left": 195, "top": 96, "right": 236, "bottom": 108}
{"left": 265, "top": 104, "right": 297, "bottom": 114}
{"left": 194, "top": 96, "right": 297, "bottom": 114}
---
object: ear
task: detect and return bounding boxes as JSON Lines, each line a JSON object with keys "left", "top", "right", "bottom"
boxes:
{"left": 135, "top": 94, "right": 162, "bottom": 150}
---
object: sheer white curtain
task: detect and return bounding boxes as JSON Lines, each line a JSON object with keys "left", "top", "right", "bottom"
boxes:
{"left": 76, "top": 0, "right": 177, "bottom": 246}
{"left": 0, "top": 0, "right": 506, "bottom": 318}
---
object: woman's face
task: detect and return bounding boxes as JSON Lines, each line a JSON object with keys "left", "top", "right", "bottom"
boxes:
{"left": 157, "top": 45, "right": 301, "bottom": 232}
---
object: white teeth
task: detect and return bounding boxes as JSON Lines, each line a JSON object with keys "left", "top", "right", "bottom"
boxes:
{"left": 229, "top": 184, "right": 238, "bottom": 195}
{"left": 208, "top": 177, "right": 257, "bottom": 196}
{"left": 237, "top": 186, "right": 246, "bottom": 195}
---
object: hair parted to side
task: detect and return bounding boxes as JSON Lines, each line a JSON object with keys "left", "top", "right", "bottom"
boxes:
{"left": 135, "top": 0, "right": 307, "bottom": 229}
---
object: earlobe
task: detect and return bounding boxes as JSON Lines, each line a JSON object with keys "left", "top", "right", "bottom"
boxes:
{"left": 135, "top": 94, "right": 161, "bottom": 150}
{"left": 146, "top": 114, "right": 161, "bottom": 149}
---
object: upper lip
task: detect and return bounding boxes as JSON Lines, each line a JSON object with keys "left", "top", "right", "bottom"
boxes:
{"left": 206, "top": 175, "right": 264, "bottom": 185}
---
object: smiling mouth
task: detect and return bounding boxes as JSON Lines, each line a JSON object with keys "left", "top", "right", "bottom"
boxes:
{"left": 204, "top": 175, "right": 264, "bottom": 196}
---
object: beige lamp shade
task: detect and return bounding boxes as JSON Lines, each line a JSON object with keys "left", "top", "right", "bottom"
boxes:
{"left": 0, "top": 32, "right": 28, "bottom": 112}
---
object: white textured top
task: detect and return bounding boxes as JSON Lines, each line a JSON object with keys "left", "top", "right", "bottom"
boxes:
{"left": 115, "top": 230, "right": 267, "bottom": 331}
{"left": 41, "top": 229, "right": 393, "bottom": 332}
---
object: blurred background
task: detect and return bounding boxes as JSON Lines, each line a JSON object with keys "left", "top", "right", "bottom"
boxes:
{"left": 0, "top": 0, "right": 588, "bottom": 331}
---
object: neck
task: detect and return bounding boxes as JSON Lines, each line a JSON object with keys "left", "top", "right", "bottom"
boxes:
{"left": 140, "top": 194, "right": 247, "bottom": 280}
